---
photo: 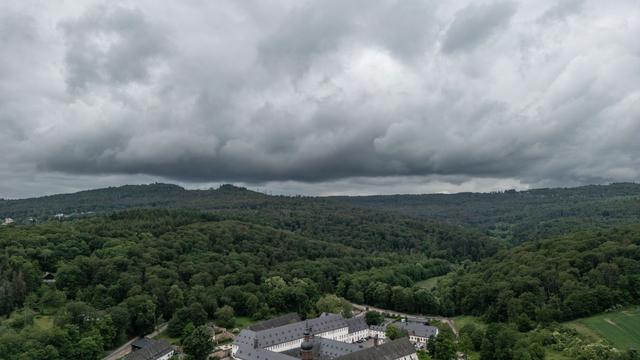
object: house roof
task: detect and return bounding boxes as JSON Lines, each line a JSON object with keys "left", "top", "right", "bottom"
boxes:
{"left": 336, "top": 338, "right": 416, "bottom": 360}
{"left": 123, "top": 339, "right": 173, "bottom": 360}
{"left": 344, "top": 317, "right": 368, "bottom": 333}
{"left": 235, "top": 346, "right": 298, "bottom": 360}
{"left": 370, "top": 325, "right": 386, "bottom": 333}
{"left": 131, "top": 337, "right": 154, "bottom": 350}
{"left": 393, "top": 321, "right": 439, "bottom": 339}
{"left": 234, "top": 313, "right": 424, "bottom": 360}
{"left": 281, "top": 336, "right": 364, "bottom": 359}
{"left": 249, "top": 313, "right": 301, "bottom": 332}
{"left": 236, "top": 313, "right": 348, "bottom": 349}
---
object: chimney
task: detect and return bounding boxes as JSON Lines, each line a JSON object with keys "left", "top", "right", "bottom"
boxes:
{"left": 253, "top": 336, "right": 259, "bottom": 349}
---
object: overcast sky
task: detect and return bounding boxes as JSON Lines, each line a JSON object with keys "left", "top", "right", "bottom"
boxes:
{"left": 1, "top": 0, "right": 640, "bottom": 198}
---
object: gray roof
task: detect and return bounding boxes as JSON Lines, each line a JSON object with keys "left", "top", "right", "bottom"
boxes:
{"left": 281, "top": 337, "right": 363, "bottom": 359}
{"left": 131, "top": 337, "right": 154, "bottom": 350}
{"left": 394, "top": 321, "right": 438, "bottom": 339}
{"left": 236, "top": 313, "right": 348, "bottom": 349}
{"left": 314, "top": 337, "right": 363, "bottom": 358}
{"left": 344, "top": 317, "right": 368, "bottom": 333}
{"left": 235, "top": 346, "right": 297, "bottom": 360}
{"left": 370, "top": 325, "right": 386, "bottom": 332}
{"left": 235, "top": 329, "right": 258, "bottom": 348}
{"left": 123, "top": 339, "right": 173, "bottom": 360}
{"left": 233, "top": 314, "right": 419, "bottom": 360}
{"left": 249, "top": 313, "right": 301, "bottom": 332}
{"left": 336, "top": 338, "right": 415, "bottom": 360}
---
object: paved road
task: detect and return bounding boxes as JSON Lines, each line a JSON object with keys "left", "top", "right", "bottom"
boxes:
{"left": 102, "top": 323, "right": 168, "bottom": 360}
{"left": 351, "top": 303, "right": 459, "bottom": 337}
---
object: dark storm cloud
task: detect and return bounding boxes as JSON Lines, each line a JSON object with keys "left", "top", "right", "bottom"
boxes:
{"left": 1, "top": 0, "right": 640, "bottom": 197}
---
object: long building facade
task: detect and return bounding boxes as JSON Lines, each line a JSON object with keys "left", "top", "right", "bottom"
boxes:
{"left": 232, "top": 313, "right": 438, "bottom": 360}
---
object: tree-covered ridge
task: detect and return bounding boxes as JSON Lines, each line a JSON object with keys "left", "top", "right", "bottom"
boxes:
{"left": 4, "top": 182, "right": 640, "bottom": 246}
{"left": 337, "top": 182, "right": 640, "bottom": 242}
{"left": 217, "top": 204, "right": 500, "bottom": 260}
{"left": 440, "top": 226, "right": 640, "bottom": 328}
{"left": 0, "top": 183, "right": 502, "bottom": 261}
{"left": 0, "top": 183, "right": 266, "bottom": 220}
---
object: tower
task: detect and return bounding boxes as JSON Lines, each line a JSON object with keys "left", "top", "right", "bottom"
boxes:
{"left": 300, "top": 325, "right": 314, "bottom": 360}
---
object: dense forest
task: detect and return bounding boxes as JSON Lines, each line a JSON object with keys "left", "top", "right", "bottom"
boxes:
{"left": 338, "top": 183, "right": 640, "bottom": 243}
{"left": 1, "top": 183, "right": 639, "bottom": 359}
{"left": 443, "top": 226, "right": 640, "bottom": 324}
{"left": 4, "top": 182, "right": 640, "bottom": 244}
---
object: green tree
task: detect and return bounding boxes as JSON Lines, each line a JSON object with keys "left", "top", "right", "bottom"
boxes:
{"left": 125, "top": 295, "right": 157, "bottom": 335}
{"left": 480, "top": 323, "right": 500, "bottom": 360}
{"left": 458, "top": 334, "right": 473, "bottom": 360}
{"left": 459, "top": 324, "right": 483, "bottom": 351}
{"left": 188, "top": 302, "right": 208, "bottom": 326}
{"left": 70, "top": 336, "right": 103, "bottom": 360}
{"left": 433, "top": 329, "right": 457, "bottom": 360}
{"left": 365, "top": 311, "right": 384, "bottom": 325}
{"left": 167, "top": 284, "right": 184, "bottom": 315}
{"left": 418, "top": 350, "right": 433, "bottom": 360}
{"left": 182, "top": 325, "right": 214, "bottom": 360}
{"left": 214, "top": 305, "right": 235, "bottom": 329}
{"left": 56, "top": 264, "right": 86, "bottom": 297}
{"left": 316, "top": 294, "right": 352, "bottom": 317}
{"left": 108, "top": 305, "right": 130, "bottom": 340}
{"left": 385, "top": 324, "right": 408, "bottom": 340}
{"left": 169, "top": 307, "right": 192, "bottom": 337}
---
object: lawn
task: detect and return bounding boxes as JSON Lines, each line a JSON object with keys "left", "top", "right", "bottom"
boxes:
{"left": 452, "top": 315, "right": 486, "bottom": 332}
{"left": 565, "top": 307, "right": 640, "bottom": 350}
{"left": 415, "top": 275, "right": 446, "bottom": 290}
{"left": 33, "top": 315, "right": 53, "bottom": 331}
{"left": 155, "top": 329, "right": 181, "bottom": 345}
{"left": 545, "top": 349, "right": 571, "bottom": 360}
{"left": 235, "top": 316, "right": 257, "bottom": 329}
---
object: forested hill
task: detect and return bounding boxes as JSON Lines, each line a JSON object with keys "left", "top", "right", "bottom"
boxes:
{"left": 0, "top": 183, "right": 268, "bottom": 220}
{"left": 335, "top": 183, "right": 640, "bottom": 242}
{"left": 3, "top": 182, "right": 640, "bottom": 244}
{"left": 0, "top": 184, "right": 501, "bottom": 261}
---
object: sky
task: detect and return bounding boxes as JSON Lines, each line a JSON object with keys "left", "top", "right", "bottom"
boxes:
{"left": 1, "top": 0, "right": 640, "bottom": 198}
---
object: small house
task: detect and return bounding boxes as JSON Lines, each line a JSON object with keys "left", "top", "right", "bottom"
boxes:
{"left": 125, "top": 338, "right": 175, "bottom": 360}
{"left": 43, "top": 272, "right": 56, "bottom": 284}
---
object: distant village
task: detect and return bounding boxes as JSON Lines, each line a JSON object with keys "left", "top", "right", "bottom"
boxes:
{"left": 0, "top": 212, "right": 96, "bottom": 226}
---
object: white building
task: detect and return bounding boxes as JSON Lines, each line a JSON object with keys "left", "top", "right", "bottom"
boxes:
{"left": 2, "top": 218, "right": 14, "bottom": 226}
{"left": 394, "top": 320, "right": 439, "bottom": 345}
{"left": 232, "top": 313, "right": 425, "bottom": 360}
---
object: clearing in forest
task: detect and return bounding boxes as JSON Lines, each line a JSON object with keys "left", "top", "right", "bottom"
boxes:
{"left": 565, "top": 307, "right": 640, "bottom": 350}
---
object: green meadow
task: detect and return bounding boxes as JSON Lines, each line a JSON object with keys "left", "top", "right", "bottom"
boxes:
{"left": 415, "top": 275, "right": 446, "bottom": 290}
{"left": 565, "top": 307, "right": 640, "bottom": 350}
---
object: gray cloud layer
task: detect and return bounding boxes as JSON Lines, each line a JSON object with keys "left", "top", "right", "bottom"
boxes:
{"left": 1, "top": 0, "right": 640, "bottom": 197}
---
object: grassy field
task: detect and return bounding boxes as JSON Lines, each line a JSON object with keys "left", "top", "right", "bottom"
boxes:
{"left": 155, "top": 329, "right": 181, "bottom": 345}
{"left": 33, "top": 315, "right": 53, "bottom": 331}
{"left": 452, "top": 315, "right": 486, "bottom": 332}
{"left": 565, "top": 307, "right": 640, "bottom": 350}
{"left": 415, "top": 275, "right": 446, "bottom": 290}
{"left": 545, "top": 349, "right": 571, "bottom": 360}
{"left": 235, "top": 316, "right": 257, "bottom": 329}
